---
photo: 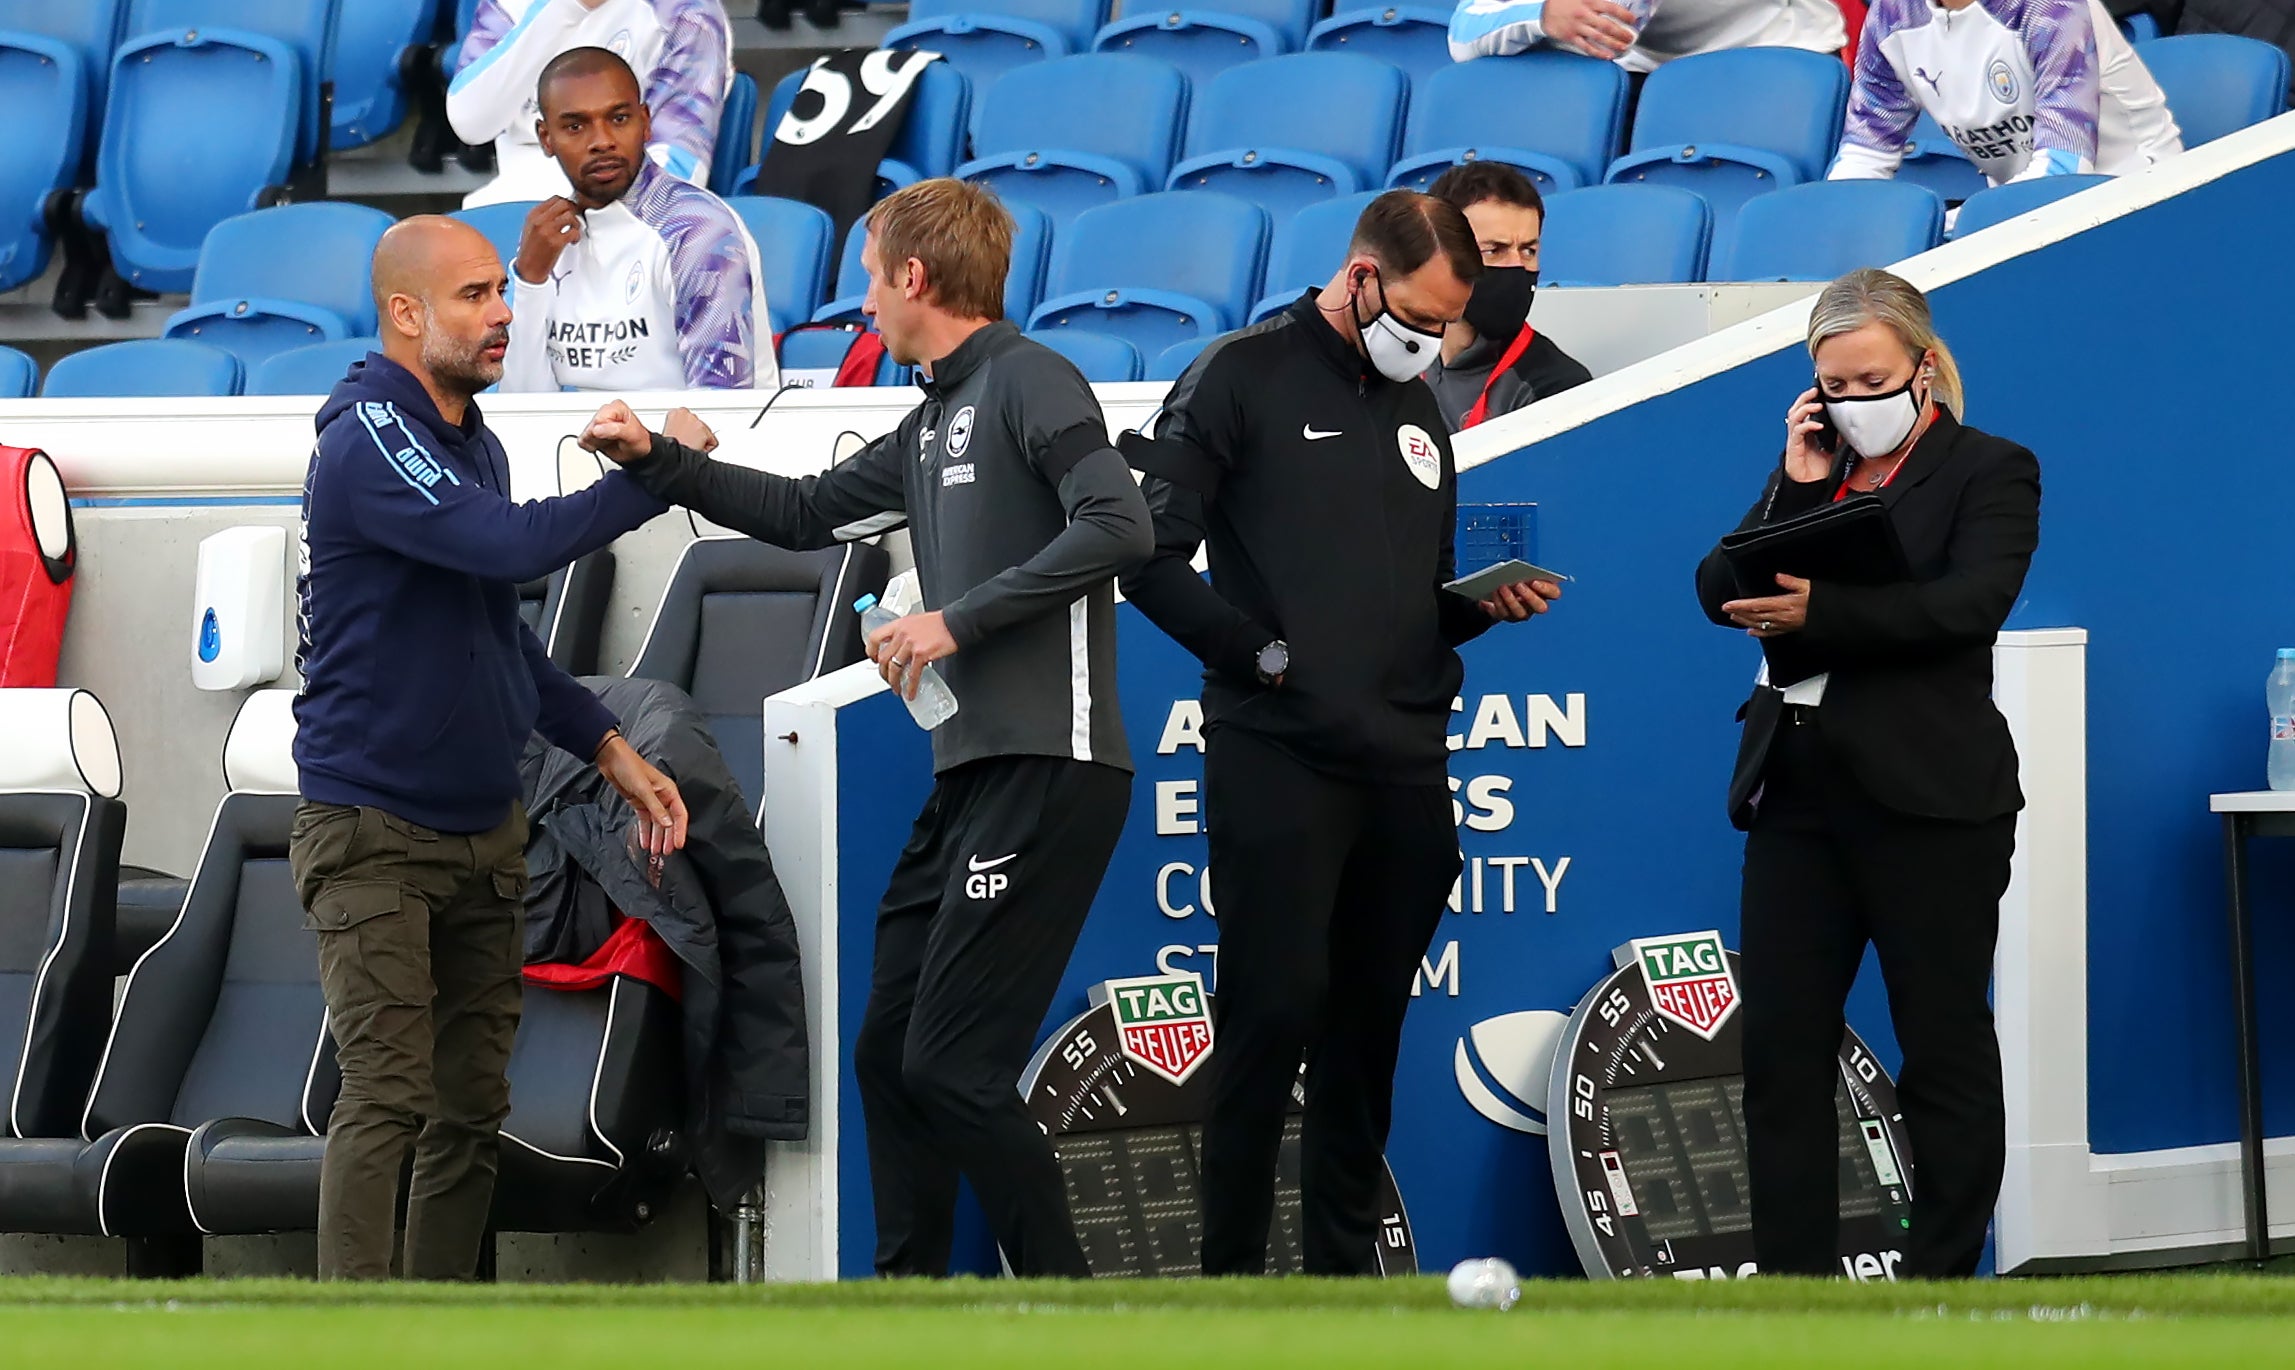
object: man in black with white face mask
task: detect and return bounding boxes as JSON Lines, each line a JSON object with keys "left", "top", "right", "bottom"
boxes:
{"left": 1119, "top": 190, "right": 1562, "bottom": 1276}
{"left": 1424, "top": 163, "right": 1591, "bottom": 433}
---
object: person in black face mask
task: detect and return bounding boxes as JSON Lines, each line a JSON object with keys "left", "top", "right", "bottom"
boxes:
{"left": 1424, "top": 163, "right": 1592, "bottom": 433}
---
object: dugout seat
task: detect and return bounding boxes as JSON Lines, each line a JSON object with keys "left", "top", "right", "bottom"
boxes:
{"left": 1167, "top": 53, "right": 1407, "bottom": 221}
{"left": 447, "top": 199, "right": 538, "bottom": 274}
{"left": 2138, "top": 34, "right": 2292, "bottom": 147}
{"left": 0, "top": 31, "right": 91, "bottom": 295}
{"left": 1892, "top": 112, "right": 1987, "bottom": 205}
{"left": 958, "top": 54, "right": 1189, "bottom": 231}
{"left": 726, "top": 196, "right": 836, "bottom": 335}
{"left": 883, "top": 0, "right": 1104, "bottom": 93}
{"left": 129, "top": 0, "right": 341, "bottom": 171}
{"left": 1249, "top": 189, "right": 1378, "bottom": 321}
{"left": 1028, "top": 191, "right": 1269, "bottom": 358}
{"left": 1091, "top": 0, "right": 1315, "bottom": 88}
{"left": 629, "top": 538, "right": 890, "bottom": 807}
{"left": 1714, "top": 180, "right": 1943, "bottom": 282}
{"left": 1027, "top": 328, "right": 1144, "bottom": 381}
{"left": 0, "top": 690, "right": 311, "bottom": 1241}
{"left": 163, "top": 204, "right": 397, "bottom": 369}
{"left": 246, "top": 337, "right": 379, "bottom": 397}
{"left": 0, "top": 346, "right": 36, "bottom": 399}
{"left": 1305, "top": 5, "right": 1454, "bottom": 85}
{"left": 741, "top": 59, "right": 973, "bottom": 199}
{"left": 1539, "top": 184, "right": 1711, "bottom": 286}
{"left": 43, "top": 340, "right": 243, "bottom": 399}
{"left": 0, "top": 0, "right": 127, "bottom": 183}
{"left": 711, "top": 71, "right": 759, "bottom": 197}
{"left": 519, "top": 550, "right": 617, "bottom": 678}
{"left": 1948, "top": 173, "right": 2111, "bottom": 238}
{"left": 1604, "top": 48, "right": 1847, "bottom": 260}
{"left": 1388, "top": 51, "right": 1628, "bottom": 195}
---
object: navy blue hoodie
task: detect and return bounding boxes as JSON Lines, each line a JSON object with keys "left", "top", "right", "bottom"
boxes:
{"left": 294, "top": 354, "right": 665, "bottom": 832}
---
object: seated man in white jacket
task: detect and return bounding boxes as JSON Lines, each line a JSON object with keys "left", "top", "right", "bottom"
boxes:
{"left": 1829, "top": 0, "right": 2182, "bottom": 186}
{"left": 449, "top": 0, "right": 734, "bottom": 209}
{"left": 1449, "top": 0, "right": 1844, "bottom": 71}
{"left": 504, "top": 47, "right": 779, "bottom": 393}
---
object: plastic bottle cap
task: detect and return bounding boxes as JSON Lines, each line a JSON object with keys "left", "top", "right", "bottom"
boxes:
{"left": 854, "top": 594, "right": 878, "bottom": 613}
{"left": 2281, "top": 648, "right": 2295, "bottom": 660}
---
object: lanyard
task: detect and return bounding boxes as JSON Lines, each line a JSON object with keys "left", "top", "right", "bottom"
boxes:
{"left": 1831, "top": 444, "right": 1912, "bottom": 502}
{"left": 1462, "top": 325, "right": 1537, "bottom": 430}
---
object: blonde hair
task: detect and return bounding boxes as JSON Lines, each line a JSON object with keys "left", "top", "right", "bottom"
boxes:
{"left": 1806, "top": 268, "right": 1964, "bottom": 417}
{"left": 865, "top": 179, "right": 1015, "bottom": 322}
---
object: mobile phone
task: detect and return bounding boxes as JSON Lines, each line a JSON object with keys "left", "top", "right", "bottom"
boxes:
{"left": 1808, "top": 375, "right": 1840, "bottom": 454}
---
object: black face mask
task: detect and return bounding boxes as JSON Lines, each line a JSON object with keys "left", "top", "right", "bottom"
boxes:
{"left": 1462, "top": 266, "right": 1536, "bottom": 341}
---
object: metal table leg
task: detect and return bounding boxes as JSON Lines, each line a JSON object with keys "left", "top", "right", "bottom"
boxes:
{"left": 2225, "top": 812, "right": 2269, "bottom": 1264}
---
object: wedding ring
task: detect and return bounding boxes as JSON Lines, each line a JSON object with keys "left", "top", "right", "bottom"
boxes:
{"left": 1759, "top": 620, "right": 1774, "bottom": 632}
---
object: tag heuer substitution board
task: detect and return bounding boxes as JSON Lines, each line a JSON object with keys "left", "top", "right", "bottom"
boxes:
{"left": 1018, "top": 973, "right": 1416, "bottom": 1277}
{"left": 1549, "top": 933, "right": 1914, "bottom": 1280}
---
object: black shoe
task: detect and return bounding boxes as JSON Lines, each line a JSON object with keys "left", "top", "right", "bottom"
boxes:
{"left": 803, "top": 0, "right": 842, "bottom": 25}
{"left": 757, "top": 0, "right": 794, "bottom": 27}
{"left": 458, "top": 138, "right": 496, "bottom": 174}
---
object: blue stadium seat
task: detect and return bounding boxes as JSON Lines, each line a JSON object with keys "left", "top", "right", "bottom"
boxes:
{"left": 448, "top": 199, "right": 539, "bottom": 273}
{"left": 711, "top": 71, "right": 759, "bottom": 196}
{"left": 1167, "top": 53, "right": 1407, "bottom": 221}
{"left": 1149, "top": 334, "right": 1217, "bottom": 380}
{"left": 1388, "top": 51, "right": 1629, "bottom": 194}
{"left": 727, "top": 197, "right": 838, "bottom": 335}
{"left": 1026, "top": 328, "right": 1144, "bottom": 380}
{"left": 1306, "top": 5, "right": 1454, "bottom": 86}
{"left": 883, "top": 0, "right": 1105, "bottom": 92}
{"left": 129, "top": 1, "right": 343, "bottom": 171}
{"left": 1893, "top": 111, "right": 1987, "bottom": 204}
{"left": 1539, "top": 184, "right": 1711, "bottom": 285}
{"left": 1604, "top": 48, "right": 1848, "bottom": 257}
{"left": 1713, "top": 180, "right": 1943, "bottom": 282}
{"left": 0, "top": 345, "right": 36, "bottom": 399}
{"left": 742, "top": 59, "right": 972, "bottom": 198}
{"left": 329, "top": 0, "right": 433, "bottom": 149}
{"left": 780, "top": 323, "right": 911, "bottom": 386}
{"left": 809, "top": 201, "right": 1053, "bottom": 325}
{"left": 245, "top": 337, "right": 379, "bottom": 396}
{"left": 0, "top": 33, "right": 90, "bottom": 293}
{"left": 2138, "top": 34, "right": 2292, "bottom": 147}
{"left": 1248, "top": 189, "right": 1378, "bottom": 320}
{"left": 83, "top": 28, "right": 303, "bottom": 292}
{"left": 1028, "top": 191, "right": 1268, "bottom": 357}
{"left": 42, "top": 339, "right": 243, "bottom": 398}
{"left": 1091, "top": 0, "right": 1315, "bottom": 88}
{"left": 163, "top": 203, "right": 397, "bottom": 368}
{"left": 0, "top": 0, "right": 125, "bottom": 177}
{"left": 2120, "top": 11, "right": 2160, "bottom": 42}
{"left": 958, "top": 54, "right": 1188, "bottom": 230}
{"left": 1948, "top": 173, "right": 2111, "bottom": 238}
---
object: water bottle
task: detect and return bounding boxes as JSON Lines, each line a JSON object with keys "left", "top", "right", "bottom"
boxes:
{"left": 2271, "top": 649, "right": 2295, "bottom": 791}
{"left": 1445, "top": 1256, "right": 1521, "bottom": 1311}
{"left": 857, "top": 593, "right": 959, "bottom": 731}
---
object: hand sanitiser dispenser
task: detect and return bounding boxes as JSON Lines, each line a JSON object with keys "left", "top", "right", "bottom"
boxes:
{"left": 191, "top": 526, "right": 287, "bottom": 691}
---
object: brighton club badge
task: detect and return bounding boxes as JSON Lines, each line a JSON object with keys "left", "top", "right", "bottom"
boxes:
{"left": 1630, "top": 931, "right": 1739, "bottom": 1040}
{"left": 1103, "top": 973, "right": 1215, "bottom": 1086}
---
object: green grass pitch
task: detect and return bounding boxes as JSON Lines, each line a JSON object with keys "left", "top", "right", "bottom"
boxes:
{"left": 3, "top": 1274, "right": 2293, "bottom": 1368}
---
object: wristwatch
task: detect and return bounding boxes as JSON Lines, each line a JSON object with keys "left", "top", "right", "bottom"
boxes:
{"left": 1255, "top": 639, "right": 1290, "bottom": 685}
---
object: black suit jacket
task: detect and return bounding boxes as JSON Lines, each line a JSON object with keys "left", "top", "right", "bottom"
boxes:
{"left": 1695, "top": 409, "right": 2042, "bottom": 830}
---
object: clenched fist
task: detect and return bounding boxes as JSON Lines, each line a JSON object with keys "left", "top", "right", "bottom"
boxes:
{"left": 580, "top": 400, "right": 653, "bottom": 464}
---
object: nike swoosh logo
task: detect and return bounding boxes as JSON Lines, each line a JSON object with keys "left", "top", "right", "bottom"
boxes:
{"left": 968, "top": 853, "right": 1019, "bottom": 873}
{"left": 1303, "top": 426, "right": 1343, "bottom": 441}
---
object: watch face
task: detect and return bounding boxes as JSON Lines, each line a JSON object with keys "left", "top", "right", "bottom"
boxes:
{"left": 1549, "top": 936, "right": 1912, "bottom": 1280}
{"left": 1020, "top": 982, "right": 1416, "bottom": 1277}
{"left": 1257, "top": 642, "right": 1288, "bottom": 677}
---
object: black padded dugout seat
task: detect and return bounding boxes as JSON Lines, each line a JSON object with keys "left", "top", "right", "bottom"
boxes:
{"left": 517, "top": 548, "right": 616, "bottom": 677}
{"left": 627, "top": 537, "right": 887, "bottom": 806}
{"left": 0, "top": 689, "right": 126, "bottom": 1146}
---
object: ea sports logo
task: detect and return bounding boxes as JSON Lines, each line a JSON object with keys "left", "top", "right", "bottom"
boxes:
{"left": 1453, "top": 1010, "right": 1567, "bottom": 1134}
{"left": 1397, "top": 424, "right": 1440, "bottom": 489}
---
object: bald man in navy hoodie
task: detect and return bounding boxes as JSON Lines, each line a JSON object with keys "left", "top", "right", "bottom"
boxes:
{"left": 292, "top": 216, "right": 689, "bottom": 1281}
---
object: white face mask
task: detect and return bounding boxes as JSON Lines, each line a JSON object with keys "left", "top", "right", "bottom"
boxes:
{"left": 1823, "top": 375, "right": 1925, "bottom": 458}
{"left": 1353, "top": 270, "right": 1444, "bottom": 383}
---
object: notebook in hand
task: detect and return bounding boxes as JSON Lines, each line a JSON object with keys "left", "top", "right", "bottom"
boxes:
{"left": 1718, "top": 493, "right": 1909, "bottom": 598}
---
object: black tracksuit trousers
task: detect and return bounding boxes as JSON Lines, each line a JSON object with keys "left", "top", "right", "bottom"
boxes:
{"left": 1198, "top": 727, "right": 1461, "bottom": 1276}
{"left": 854, "top": 754, "right": 1131, "bottom": 1278}
{"left": 1739, "top": 715, "right": 2014, "bottom": 1278}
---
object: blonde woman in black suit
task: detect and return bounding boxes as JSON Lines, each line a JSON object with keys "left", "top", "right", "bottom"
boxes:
{"left": 1695, "top": 268, "right": 2041, "bottom": 1278}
